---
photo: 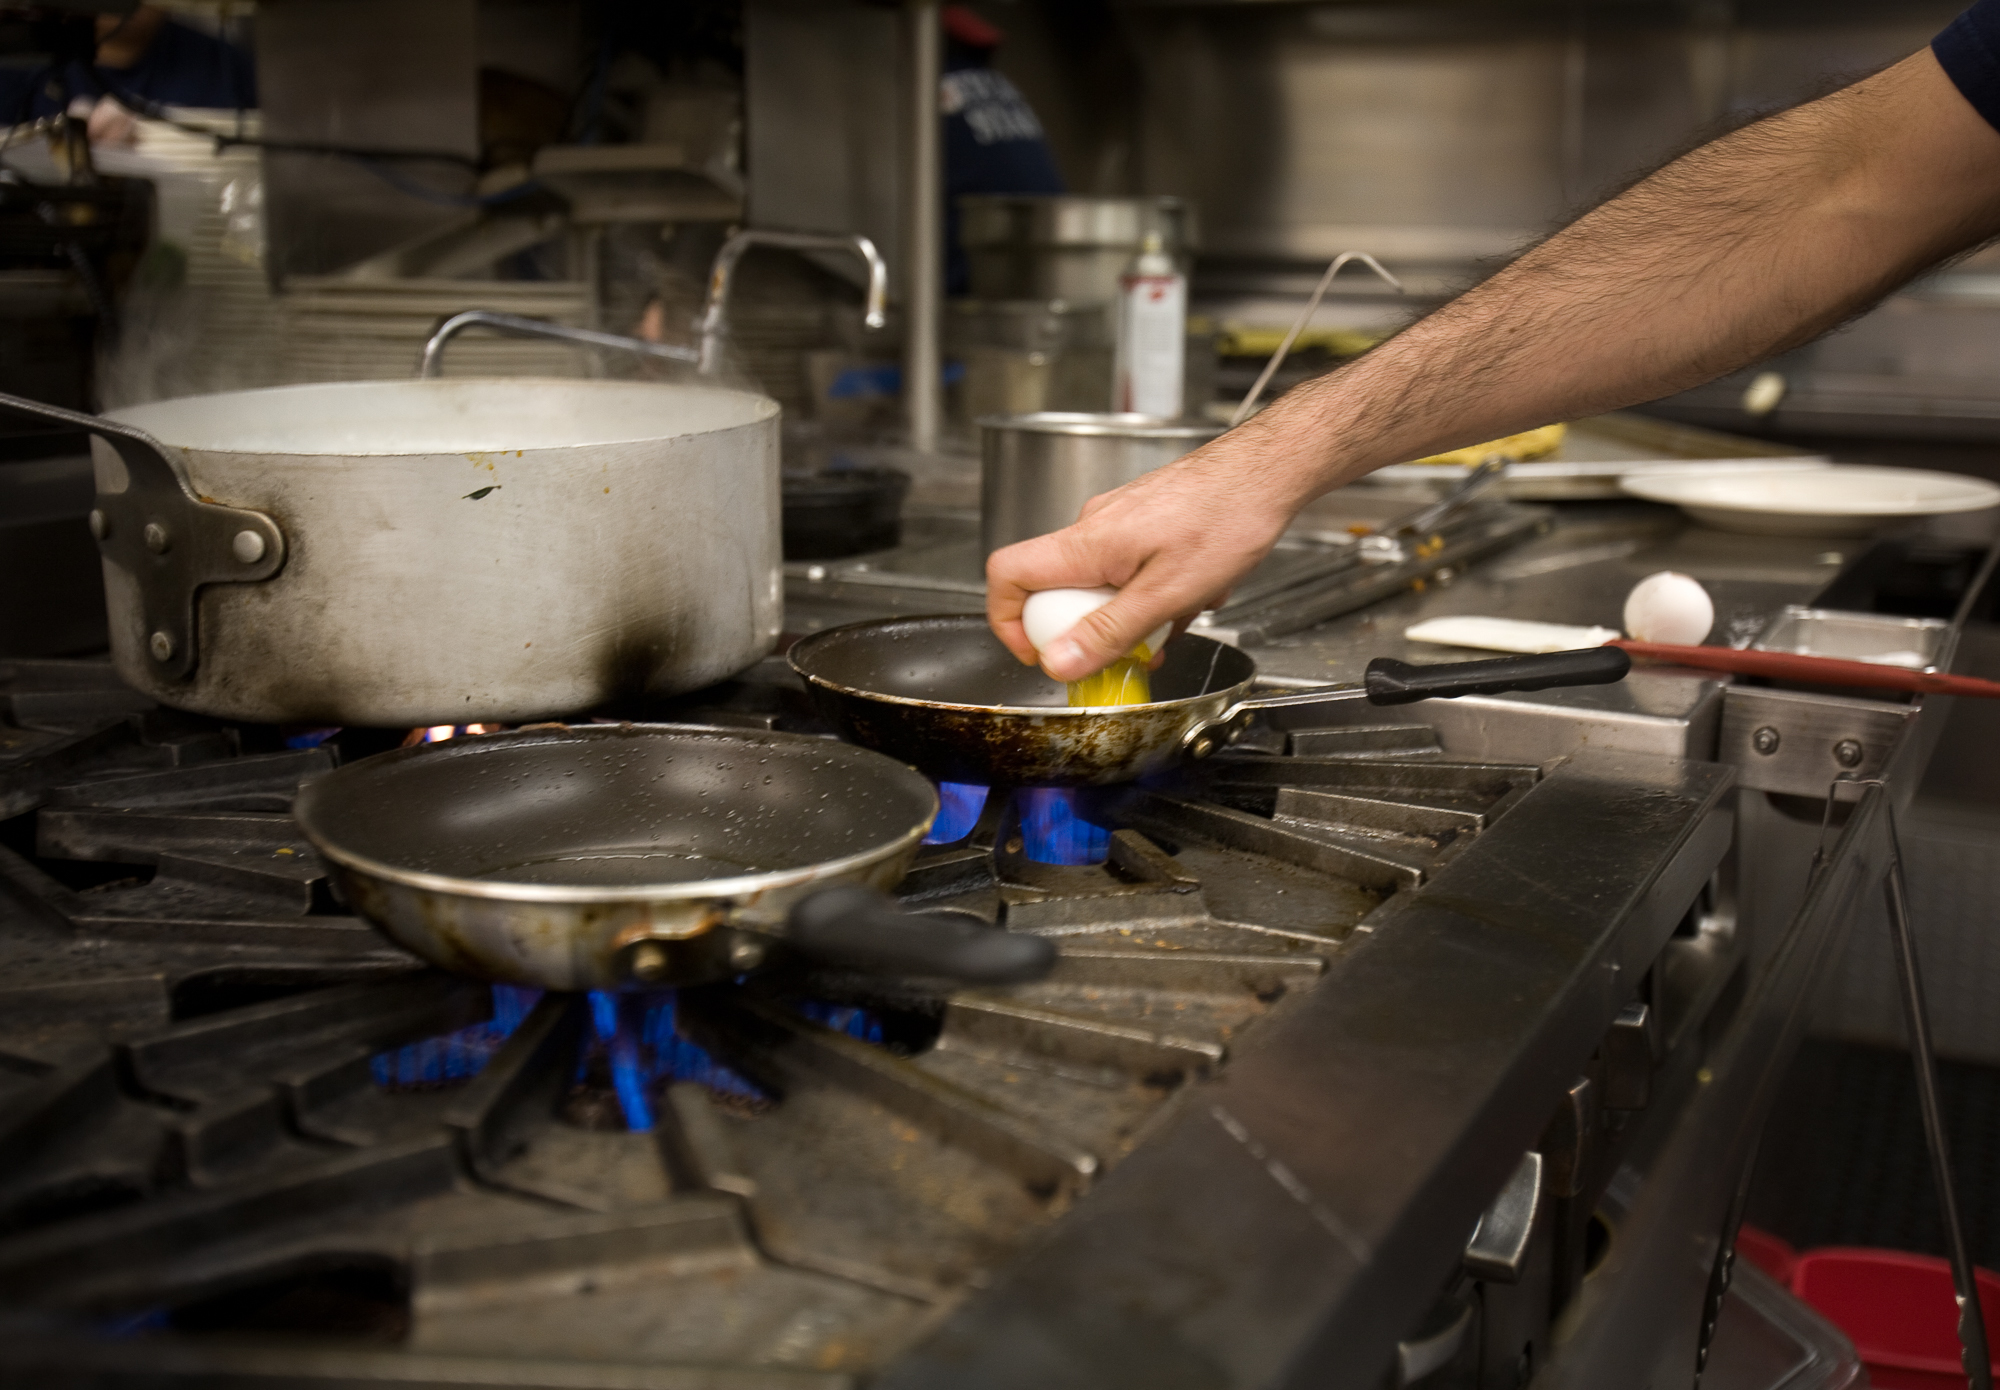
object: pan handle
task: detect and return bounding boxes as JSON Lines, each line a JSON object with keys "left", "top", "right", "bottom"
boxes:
{"left": 1188, "top": 646, "right": 1632, "bottom": 757}
{"left": 1361, "top": 646, "right": 1632, "bottom": 705}
{"left": 786, "top": 884, "right": 1055, "bottom": 985}
{"left": 0, "top": 389, "right": 287, "bottom": 683}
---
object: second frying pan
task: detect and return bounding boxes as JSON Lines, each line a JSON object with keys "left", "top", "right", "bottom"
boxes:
{"left": 295, "top": 723, "right": 1054, "bottom": 991}
{"left": 789, "top": 615, "right": 1632, "bottom": 787}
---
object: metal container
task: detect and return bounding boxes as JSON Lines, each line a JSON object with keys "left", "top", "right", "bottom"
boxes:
{"left": 979, "top": 411, "right": 1222, "bottom": 556}
{"left": 1750, "top": 606, "right": 1950, "bottom": 671}
{"left": 959, "top": 196, "right": 1196, "bottom": 302}
{"left": 947, "top": 299, "right": 1116, "bottom": 423}
{"left": 61, "top": 378, "right": 782, "bottom": 727}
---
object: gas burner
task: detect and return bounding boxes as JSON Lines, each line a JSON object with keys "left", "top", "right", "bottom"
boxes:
{"left": 0, "top": 656, "right": 1558, "bottom": 1385}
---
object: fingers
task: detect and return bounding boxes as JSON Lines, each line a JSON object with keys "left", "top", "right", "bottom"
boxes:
{"left": 1038, "top": 572, "right": 1186, "bottom": 681}
{"left": 985, "top": 551, "right": 1044, "bottom": 666}
{"left": 985, "top": 524, "right": 1137, "bottom": 665}
{"left": 985, "top": 444, "right": 1296, "bottom": 681}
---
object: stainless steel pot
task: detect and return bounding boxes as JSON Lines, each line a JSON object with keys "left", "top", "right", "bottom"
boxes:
{"left": 978, "top": 411, "right": 1223, "bottom": 556}
{"left": 959, "top": 195, "right": 1196, "bottom": 302}
{"left": 0, "top": 378, "right": 781, "bottom": 727}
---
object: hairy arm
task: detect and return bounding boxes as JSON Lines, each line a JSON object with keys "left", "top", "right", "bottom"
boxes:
{"left": 989, "top": 48, "right": 2000, "bottom": 680}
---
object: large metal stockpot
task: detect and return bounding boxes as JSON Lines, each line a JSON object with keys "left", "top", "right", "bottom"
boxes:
{"left": 71, "top": 377, "right": 781, "bottom": 727}
{"left": 958, "top": 195, "right": 1196, "bottom": 302}
{"left": 978, "top": 411, "right": 1223, "bottom": 556}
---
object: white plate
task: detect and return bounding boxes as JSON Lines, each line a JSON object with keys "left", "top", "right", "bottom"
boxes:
{"left": 1619, "top": 465, "right": 2000, "bottom": 535}
{"left": 1371, "top": 456, "right": 1831, "bottom": 502}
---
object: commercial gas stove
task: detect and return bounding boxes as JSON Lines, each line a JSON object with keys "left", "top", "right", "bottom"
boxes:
{"left": 0, "top": 639, "right": 1763, "bottom": 1390}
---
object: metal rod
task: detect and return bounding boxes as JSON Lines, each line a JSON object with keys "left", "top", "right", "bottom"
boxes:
{"left": 1356, "top": 456, "right": 1509, "bottom": 563}
{"left": 901, "top": 0, "right": 943, "bottom": 455}
{"left": 1881, "top": 803, "right": 1993, "bottom": 1390}
{"left": 1229, "top": 251, "right": 1404, "bottom": 428}
{"left": 418, "top": 310, "right": 697, "bottom": 379}
{"left": 1693, "top": 1126, "right": 1768, "bottom": 1385}
{"left": 696, "top": 230, "right": 888, "bottom": 375}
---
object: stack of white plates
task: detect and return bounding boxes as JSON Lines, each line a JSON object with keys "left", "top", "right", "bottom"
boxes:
{"left": 275, "top": 278, "right": 594, "bottom": 382}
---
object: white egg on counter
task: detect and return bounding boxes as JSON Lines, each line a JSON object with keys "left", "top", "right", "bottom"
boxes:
{"left": 1021, "top": 587, "right": 1171, "bottom": 658}
{"left": 1622, "top": 571, "right": 1714, "bottom": 646}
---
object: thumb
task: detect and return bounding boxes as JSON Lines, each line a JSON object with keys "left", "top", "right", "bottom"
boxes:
{"left": 1039, "top": 590, "right": 1169, "bottom": 681}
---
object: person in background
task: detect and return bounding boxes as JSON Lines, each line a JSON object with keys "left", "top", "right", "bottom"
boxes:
{"left": 1, "top": 4, "right": 253, "bottom": 141}
{"left": 986, "top": 2, "right": 2000, "bottom": 682}
{"left": 941, "top": 4, "right": 1062, "bottom": 295}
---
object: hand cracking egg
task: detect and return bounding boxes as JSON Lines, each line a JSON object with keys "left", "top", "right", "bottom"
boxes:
{"left": 1622, "top": 571, "right": 1714, "bottom": 646}
{"left": 1021, "top": 588, "right": 1173, "bottom": 708}
{"left": 1021, "top": 588, "right": 1170, "bottom": 662}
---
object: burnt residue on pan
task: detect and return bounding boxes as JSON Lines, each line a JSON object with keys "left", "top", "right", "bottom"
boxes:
{"left": 788, "top": 615, "right": 1259, "bottom": 787}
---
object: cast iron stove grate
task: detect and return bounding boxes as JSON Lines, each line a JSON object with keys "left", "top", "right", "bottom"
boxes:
{"left": 0, "top": 656, "right": 1537, "bottom": 1389}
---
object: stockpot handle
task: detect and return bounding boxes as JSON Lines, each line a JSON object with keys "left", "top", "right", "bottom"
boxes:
{"left": 418, "top": 310, "right": 701, "bottom": 379}
{"left": 0, "top": 389, "right": 286, "bottom": 682}
{"left": 1188, "top": 646, "right": 1632, "bottom": 757}
{"left": 786, "top": 884, "right": 1056, "bottom": 985}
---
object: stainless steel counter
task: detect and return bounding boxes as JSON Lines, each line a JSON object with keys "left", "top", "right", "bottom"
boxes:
{"left": 778, "top": 494, "right": 1996, "bottom": 1387}
{"left": 1247, "top": 501, "right": 1848, "bottom": 686}
{"left": 1237, "top": 502, "right": 1856, "bottom": 776}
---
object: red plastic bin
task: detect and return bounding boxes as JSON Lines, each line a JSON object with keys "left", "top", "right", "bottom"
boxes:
{"left": 1789, "top": 1247, "right": 2000, "bottom": 1389}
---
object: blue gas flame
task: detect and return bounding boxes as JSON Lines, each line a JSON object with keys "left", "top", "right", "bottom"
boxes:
{"left": 1018, "top": 787, "right": 1110, "bottom": 865}
{"left": 369, "top": 984, "right": 762, "bottom": 1130}
{"left": 794, "top": 998, "right": 887, "bottom": 1045}
{"left": 370, "top": 984, "right": 542, "bottom": 1089}
{"left": 925, "top": 782, "right": 989, "bottom": 844}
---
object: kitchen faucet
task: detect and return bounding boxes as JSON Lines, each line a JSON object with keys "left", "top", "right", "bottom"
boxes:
{"left": 696, "top": 230, "right": 889, "bottom": 375}
{"left": 417, "top": 229, "right": 888, "bottom": 381}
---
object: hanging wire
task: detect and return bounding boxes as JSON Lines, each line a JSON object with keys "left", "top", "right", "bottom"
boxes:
{"left": 1228, "top": 251, "right": 1405, "bottom": 429}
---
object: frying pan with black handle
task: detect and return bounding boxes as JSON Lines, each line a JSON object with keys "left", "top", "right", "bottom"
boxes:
{"left": 294, "top": 723, "right": 1052, "bottom": 992}
{"left": 789, "top": 615, "right": 1632, "bottom": 787}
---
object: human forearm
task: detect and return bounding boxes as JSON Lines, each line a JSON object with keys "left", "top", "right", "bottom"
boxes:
{"left": 1231, "top": 48, "right": 2000, "bottom": 510}
{"left": 987, "top": 47, "right": 2000, "bottom": 681}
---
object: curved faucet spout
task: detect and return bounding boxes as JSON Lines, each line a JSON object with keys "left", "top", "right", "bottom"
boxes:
{"left": 698, "top": 230, "right": 889, "bottom": 375}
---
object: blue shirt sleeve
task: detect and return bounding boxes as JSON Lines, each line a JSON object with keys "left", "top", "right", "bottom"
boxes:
{"left": 1935, "top": 0, "right": 2000, "bottom": 132}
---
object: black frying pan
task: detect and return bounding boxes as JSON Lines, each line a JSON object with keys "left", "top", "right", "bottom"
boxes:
{"left": 788, "top": 615, "right": 1632, "bottom": 787}
{"left": 294, "top": 723, "right": 1053, "bottom": 991}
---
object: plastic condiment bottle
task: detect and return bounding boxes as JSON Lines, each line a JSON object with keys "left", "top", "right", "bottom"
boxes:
{"left": 1112, "top": 232, "right": 1186, "bottom": 419}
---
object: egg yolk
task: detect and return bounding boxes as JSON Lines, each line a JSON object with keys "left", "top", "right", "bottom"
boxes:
{"left": 1067, "top": 642, "right": 1156, "bottom": 707}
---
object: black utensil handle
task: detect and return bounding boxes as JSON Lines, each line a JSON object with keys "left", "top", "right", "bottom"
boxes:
{"left": 1363, "top": 646, "right": 1632, "bottom": 706}
{"left": 787, "top": 884, "right": 1056, "bottom": 985}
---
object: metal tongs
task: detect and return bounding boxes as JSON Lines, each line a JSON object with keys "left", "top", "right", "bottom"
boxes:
{"left": 1697, "top": 776, "right": 1993, "bottom": 1387}
{"left": 1356, "top": 455, "right": 1510, "bottom": 564}
{"left": 1816, "top": 777, "right": 1991, "bottom": 1390}
{"left": 1221, "top": 249, "right": 1503, "bottom": 562}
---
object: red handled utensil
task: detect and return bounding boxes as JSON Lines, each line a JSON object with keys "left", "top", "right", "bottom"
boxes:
{"left": 1612, "top": 639, "right": 2000, "bottom": 699}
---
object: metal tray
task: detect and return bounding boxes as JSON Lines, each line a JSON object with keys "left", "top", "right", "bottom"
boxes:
{"left": 1749, "top": 605, "right": 1949, "bottom": 671}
